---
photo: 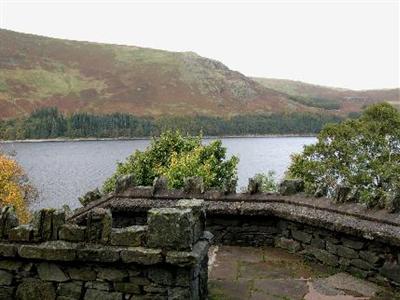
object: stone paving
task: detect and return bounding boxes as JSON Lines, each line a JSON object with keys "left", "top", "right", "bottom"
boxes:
{"left": 208, "top": 246, "right": 399, "bottom": 300}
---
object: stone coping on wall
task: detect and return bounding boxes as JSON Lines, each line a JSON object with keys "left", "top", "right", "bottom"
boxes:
{"left": 0, "top": 238, "right": 210, "bottom": 266}
{"left": 69, "top": 187, "right": 400, "bottom": 248}
{"left": 0, "top": 199, "right": 212, "bottom": 267}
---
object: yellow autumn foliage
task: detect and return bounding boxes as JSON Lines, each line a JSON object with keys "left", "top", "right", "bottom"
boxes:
{"left": 0, "top": 154, "right": 30, "bottom": 223}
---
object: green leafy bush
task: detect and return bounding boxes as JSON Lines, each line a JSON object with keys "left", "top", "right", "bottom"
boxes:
{"left": 103, "top": 131, "right": 239, "bottom": 193}
{"left": 288, "top": 103, "right": 400, "bottom": 210}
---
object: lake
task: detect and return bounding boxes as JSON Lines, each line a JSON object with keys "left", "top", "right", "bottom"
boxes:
{"left": 0, "top": 137, "right": 315, "bottom": 210}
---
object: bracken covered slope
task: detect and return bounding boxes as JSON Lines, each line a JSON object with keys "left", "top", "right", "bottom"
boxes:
{"left": 0, "top": 29, "right": 397, "bottom": 119}
{"left": 0, "top": 29, "right": 310, "bottom": 119}
{"left": 253, "top": 77, "right": 399, "bottom": 113}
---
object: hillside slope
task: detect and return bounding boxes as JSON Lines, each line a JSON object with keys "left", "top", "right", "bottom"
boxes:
{"left": 253, "top": 78, "right": 399, "bottom": 112}
{"left": 0, "top": 29, "right": 397, "bottom": 119}
{"left": 0, "top": 29, "right": 311, "bottom": 119}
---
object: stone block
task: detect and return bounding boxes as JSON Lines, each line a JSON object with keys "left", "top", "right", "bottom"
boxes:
{"left": 380, "top": 261, "right": 400, "bottom": 284}
{"left": 66, "top": 267, "right": 96, "bottom": 281}
{"left": 0, "top": 286, "right": 14, "bottom": 300}
{"left": 148, "top": 267, "right": 174, "bottom": 285}
{"left": 360, "top": 250, "right": 382, "bottom": 265}
{"left": 115, "top": 174, "right": 136, "bottom": 194}
{"left": 247, "top": 177, "right": 261, "bottom": 194}
{"left": 326, "top": 241, "right": 338, "bottom": 254}
{"left": 84, "top": 281, "right": 110, "bottom": 291}
{"left": 31, "top": 208, "right": 61, "bottom": 241}
{"left": 351, "top": 259, "right": 373, "bottom": 270}
{"left": 8, "top": 225, "right": 34, "bottom": 242}
{"left": 52, "top": 209, "right": 66, "bottom": 240}
{"left": 96, "top": 268, "right": 127, "bottom": 281}
{"left": 278, "top": 179, "right": 304, "bottom": 195}
{"left": 16, "top": 278, "right": 56, "bottom": 300}
{"left": 57, "top": 281, "right": 83, "bottom": 299}
{"left": 274, "top": 237, "right": 301, "bottom": 253}
{"left": 86, "top": 208, "right": 112, "bottom": 244}
{"left": 147, "top": 208, "right": 195, "bottom": 250}
{"left": 152, "top": 176, "right": 169, "bottom": 194}
{"left": 76, "top": 245, "right": 119, "bottom": 263}
{"left": 19, "top": 241, "right": 76, "bottom": 261}
{"left": 0, "top": 260, "right": 22, "bottom": 271}
{"left": 337, "top": 245, "right": 358, "bottom": 259}
{"left": 168, "top": 287, "right": 191, "bottom": 300}
{"left": 0, "top": 243, "right": 17, "bottom": 257}
{"left": 143, "top": 284, "right": 168, "bottom": 294}
{"left": 183, "top": 177, "right": 204, "bottom": 195}
{"left": 339, "top": 257, "right": 351, "bottom": 268}
{"left": 311, "top": 237, "right": 326, "bottom": 249}
{"left": 0, "top": 270, "right": 13, "bottom": 285}
{"left": 37, "top": 262, "right": 69, "bottom": 282}
{"left": 120, "top": 247, "right": 163, "bottom": 265}
{"left": 59, "top": 224, "right": 86, "bottom": 242}
{"left": 31, "top": 210, "right": 43, "bottom": 241}
{"left": 175, "top": 268, "right": 195, "bottom": 287}
{"left": 166, "top": 240, "right": 209, "bottom": 267}
{"left": 110, "top": 225, "right": 147, "bottom": 246}
{"left": 57, "top": 296, "right": 79, "bottom": 300}
{"left": 113, "top": 282, "right": 141, "bottom": 294}
{"left": 129, "top": 276, "right": 150, "bottom": 285}
{"left": 84, "top": 289, "right": 122, "bottom": 300}
{"left": 176, "top": 199, "right": 205, "bottom": 243}
{"left": 304, "top": 248, "right": 339, "bottom": 267}
{"left": 0, "top": 206, "right": 19, "bottom": 239}
{"left": 42, "top": 209, "right": 55, "bottom": 240}
{"left": 291, "top": 230, "right": 312, "bottom": 244}
{"left": 325, "top": 236, "right": 340, "bottom": 245}
{"left": 341, "top": 238, "right": 364, "bottom": 250}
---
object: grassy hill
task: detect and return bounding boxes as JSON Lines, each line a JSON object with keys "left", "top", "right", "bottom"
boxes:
{"left": 0, "top": 29, "right": 310, "bottom": 119}
{"left": 0, "top": 29, "right": 397, "bottom": 119}
{"left": 253, "top": 78, "right": 399, "bottom": 112}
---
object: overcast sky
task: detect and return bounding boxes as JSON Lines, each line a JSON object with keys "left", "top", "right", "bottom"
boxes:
{"left": 0, "top": 0, "right": 398, "bottom": 90}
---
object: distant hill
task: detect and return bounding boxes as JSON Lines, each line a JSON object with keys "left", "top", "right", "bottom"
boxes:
{"left": 0, "top": 29, "right": 398, "bottom": 119}
{"left": 253, "top": 78, "right": 399, "bottom": 112}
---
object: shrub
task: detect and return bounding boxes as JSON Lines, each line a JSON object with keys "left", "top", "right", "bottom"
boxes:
{"left": 103, "top": 131, "right": 239, "bottom": 192}
{"left": 0, "top": 154, "right": 32, "bottom": 222}
{"left": 288, "top": 103, "right": 400, "bottom": 210}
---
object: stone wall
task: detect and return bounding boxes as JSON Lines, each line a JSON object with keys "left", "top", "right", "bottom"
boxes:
{"left": 0, "top": 200, "right": 211, "bottom": 300}
{"left": 69, "top": 179, "right": 400, "bottom": 289}
{"left": 207, "top": 216, "right": 400, "bottom": 288}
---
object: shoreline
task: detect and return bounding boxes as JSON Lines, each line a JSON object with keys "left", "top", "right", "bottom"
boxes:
{"left": 0, "top": 134, "right": 317, "bottom": 143}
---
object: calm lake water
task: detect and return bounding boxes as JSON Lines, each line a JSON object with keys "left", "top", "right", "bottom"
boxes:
{"left": 0, "top": 137, "right": 315, "bottom": 210}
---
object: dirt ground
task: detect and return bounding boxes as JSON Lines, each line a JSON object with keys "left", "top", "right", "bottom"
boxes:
{"left": 208, "top": 246, "right": 399, "bottom": 300}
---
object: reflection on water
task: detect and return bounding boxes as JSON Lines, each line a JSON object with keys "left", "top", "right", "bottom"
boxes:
{"left": 0, "top": 137, "right": 315, "bottom": 209}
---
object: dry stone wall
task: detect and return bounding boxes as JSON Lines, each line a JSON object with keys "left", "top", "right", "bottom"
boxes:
{"left": 0, "top": 200, "right": 211, "bottom": 300}
{"left": 69, "top": 178, "right": 400, "bottom": 290}
{"left": 207, "top": 215, "right": 400, "bottom": 287}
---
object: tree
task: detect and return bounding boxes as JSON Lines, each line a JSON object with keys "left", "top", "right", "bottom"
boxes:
{"left": 288, "top": 103, "right": 400, "bottom": 211}
{"left": 103, "top": 131, "right": 239, "bottom": 193}
{"left": 0, "top": 154, "right": 32, "bottom": 222}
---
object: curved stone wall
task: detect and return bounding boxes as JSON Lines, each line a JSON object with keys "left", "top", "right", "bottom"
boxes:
{"left": 70, "top": 182, "right": 400, "bottom": 289}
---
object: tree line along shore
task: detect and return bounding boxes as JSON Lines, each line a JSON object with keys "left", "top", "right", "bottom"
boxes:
{"left": 0, "top": 107, "right": 346, "bottom": 140}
